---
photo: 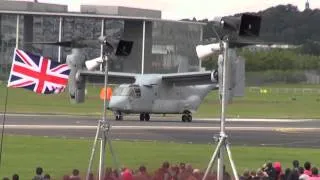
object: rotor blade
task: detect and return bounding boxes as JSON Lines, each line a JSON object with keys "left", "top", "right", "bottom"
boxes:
{"left": 78, "top": 39, "right": 101, "bottom": 47}
{"left": 24, "top": 41, "right": 73, "bottom": 47}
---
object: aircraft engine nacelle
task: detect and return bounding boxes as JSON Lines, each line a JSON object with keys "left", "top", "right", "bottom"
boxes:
{"left": 218, "top": 13, "right": 261, "bottom": 37}
{"left": 66, "top": 49, "right": 86, "bottom": 104}
{"left": 73, "top": 72, "right": 86, "bottom": 103}
{"left": 217, "top": 49, "right": 245, "bottom": 103}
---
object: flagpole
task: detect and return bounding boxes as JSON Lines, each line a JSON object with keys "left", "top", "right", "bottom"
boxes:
{"left": 16, "top": 15, "right": 20, "bottom": 49}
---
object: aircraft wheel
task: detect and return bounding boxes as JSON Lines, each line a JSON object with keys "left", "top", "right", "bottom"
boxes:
{"left": 115, "top": 112, "right": 123, "bottom": 121}
{"left": 182, "top": 114, "right": 188, "bottom": 122}
{"left": 115, "top": 115, "right": 123, "bottom": 121}
{"left": 187, "top": 114, "right": 192, "bottom": 122}
{"left": 140, "top": 113, "right": 145, "bottom": 121}
{"left": 145, "top": 113, "right": 150, "bottom": 121}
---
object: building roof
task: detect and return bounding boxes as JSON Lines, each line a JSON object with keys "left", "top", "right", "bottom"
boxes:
{"left": 0, "top": 1, "right": 67, "bottom": 12}
{"left": 80, "top": 5, "right": 161, "bottom": 19}
{"left": 0, "top": 1, "right": 206, "bottom": 25}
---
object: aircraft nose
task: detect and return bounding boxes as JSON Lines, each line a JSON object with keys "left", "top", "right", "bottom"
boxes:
{"left": 108, "top": 96, "right": 131, "bottom": 111}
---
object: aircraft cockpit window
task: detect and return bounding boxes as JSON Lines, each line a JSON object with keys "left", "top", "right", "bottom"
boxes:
{"left": 114, "top": 86, "right": 141, "bottom": 98}
{"left": 129, "top": 89, "right": 135, "bottom": 97}
{"left": 113, "top": 87, "right": 123, "bottom": 96}
{"left": 113, "top": 87, "right": 131, "bottom": 96}
{"left": 121, "top": 88, "right": 131, "bottom": 96}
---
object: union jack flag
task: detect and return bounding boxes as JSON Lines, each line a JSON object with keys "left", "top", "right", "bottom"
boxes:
{"left": 7, "top": 49, "right": 70, "bottom": 94}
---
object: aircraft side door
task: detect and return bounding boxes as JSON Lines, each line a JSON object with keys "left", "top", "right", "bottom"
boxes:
{"left": 152, "top": 85, "right": 159, "bottom": 104}
{"left": 131, "top": 86, "right": 153, "bottom": 112}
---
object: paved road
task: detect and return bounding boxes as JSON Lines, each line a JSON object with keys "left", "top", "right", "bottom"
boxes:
{"left": 1, "top": 114, "right": 320, "bottom": 148}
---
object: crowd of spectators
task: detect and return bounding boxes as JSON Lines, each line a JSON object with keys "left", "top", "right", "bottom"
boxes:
{"left": 2, "top": 160, "right": 320, "bottom": 180}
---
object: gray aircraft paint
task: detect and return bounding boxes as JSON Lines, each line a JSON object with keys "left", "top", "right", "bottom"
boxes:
{"left": 70, "top": 48, "right": 244, "bottom": 120}
{"left": 108, "top": 74, "right": 217, "bottom": 114}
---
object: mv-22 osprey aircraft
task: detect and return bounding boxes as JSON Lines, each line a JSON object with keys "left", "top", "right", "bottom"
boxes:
{"left": 78, "top": 48, "right": 244, "bottom": 122}
{"left": 38, "top": 13, "right": 261, "bottom": 122}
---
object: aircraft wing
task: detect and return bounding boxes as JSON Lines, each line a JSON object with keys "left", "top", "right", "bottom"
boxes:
{"left": 161, "top": 71, "right": 218, "bottom": 86}
{"left": 77, "top": 70, "right": 136, "bottom": 84}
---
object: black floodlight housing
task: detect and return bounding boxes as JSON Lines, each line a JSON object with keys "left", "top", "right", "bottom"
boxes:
{"left": 115, "top": 40, "right": 133, "bottom": 56}
{"left": 220, "top": 13, "right": 261, "bottom": 37}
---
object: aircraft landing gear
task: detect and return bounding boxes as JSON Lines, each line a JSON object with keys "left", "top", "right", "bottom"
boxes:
{"left": 115, "top": 111, "right": 123, "bottom": 121}
{"left": 140, "top": 113, "right": 150, "bottom": 121}
{"left": 182, "top": 111, "right": 192, "bottom": 122}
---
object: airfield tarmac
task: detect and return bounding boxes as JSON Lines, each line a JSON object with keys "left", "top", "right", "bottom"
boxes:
{"left": 1, "top": 114, "right": 320, "bottom": 148}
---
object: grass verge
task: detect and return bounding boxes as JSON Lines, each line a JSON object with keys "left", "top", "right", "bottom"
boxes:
{"left": 0, "top": 135, "right": 319, "bottom": 178}
{"left": 1, "top": 83, "right": 320, "bottom": 118}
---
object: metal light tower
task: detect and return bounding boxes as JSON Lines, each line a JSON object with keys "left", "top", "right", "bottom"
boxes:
{"left": 196, "top": 13, "right": 262, "bottom": 180}
{"left": 85, "top": 38, "right": 133, "bottom": 180}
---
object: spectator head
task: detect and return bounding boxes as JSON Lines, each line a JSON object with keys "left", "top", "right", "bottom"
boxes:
{"left": 105, "top": 167, "right": 112, "bottom": 176}
{"left": 298, "top": 167, "right": 304, "bottom": 175}
{"left": 121, "top": 166, "right": 127, "bottom": 172}
{"left": 179, "top": 162, "right": 185, "bottom": 170}
{"left": 44, "top": 174, "right": 50, "bottom": 180}
{"left": 243, "top": 169, "right": 250, "bottom": 178}
{"left": 139, "top": 165, "right": 146, "bottom": 173}
{"left": 122, "top": 169, "right": 133, "bottom": 180}
{"left": 250, "top": 170, "right": 256, "bottom": 177}
{"left": 171, "top": 164, "right": 179, "bottom": 175}
{"left": 36, "top": 167, "right": 43, "bottom": 175}
{"left": 162, "top": 161, "right": 170, "bottom": 169}
{"left": 186, "top": 163, "right": 193, "bottom": 172}
{"left": 311, "top": 167, "right": 318, "bottom": 176}
{"left": 2, "top": 177, "right": 9, "bottom": 180}
{"left": 304, "top": 162, "right": 311, "bottom": 170}
{"left": 193, "top": 169, "right": 201, "bottom": 179}
{"left": 284, "top": 168, "right": 291, "bottom": 177}
{"left": 266, "top": 162, "right": 273, "bottom": 169}
{"left": 12, "top": 174, "right": 19, "bottom": 180}
{"left": 112, "top": 169, "right": 119, "bottom": 178}
{"left": 88, "top": 172, "right": 94, "bottom": 180}
{"left": 72, "top": 169, "right": 79, "bottom": 176}
{"left": 273, "top": 162, "right": 282, "bottom": 174}
{"left": 293, "top": 160, "right": 299, "bottom": 168}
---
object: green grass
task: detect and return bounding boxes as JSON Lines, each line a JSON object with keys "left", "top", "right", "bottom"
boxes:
{"left": 0, "top": 135, "right": 319, "bottom": 178}
{"left": 1, "top": 83, "right": 320, "bottom": 118}
{"left": 197, "top": 85, "right": 320, "bottom": 118}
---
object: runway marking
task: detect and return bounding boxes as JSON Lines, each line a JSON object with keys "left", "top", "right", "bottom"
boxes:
{"left": 199, "top": 118, "right": 314, "bottom": 122}
{"left": 274, "top": 128, "right": 320, "bottom": 133}
{"left": 3, "top": 125, "right": 320, "bottom": 132}
{"left": 1, "top": 114, "right": 317, "bottom": 122}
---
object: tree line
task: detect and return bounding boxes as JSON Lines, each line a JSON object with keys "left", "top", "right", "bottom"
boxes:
{"left": 186, "top": 4, "right": 320, "bottom": 72}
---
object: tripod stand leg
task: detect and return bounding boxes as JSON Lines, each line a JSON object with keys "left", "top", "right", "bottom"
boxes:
{"left": 217, "top": 146, "right": 224, "bottom": 180}
{"left": 106, "top": 135, "right": 120, "bottom": 172}
{"left": 226, "top": 143, "right": 239, "bottom": 180}
{"left": 86, "top": 120, "right": 101, "bottom": 180}
{"left": 99, "top": 131, "right": 107, "bottom": 180}
{"left": 202, "top": 137, "right": 225, "bottom": 180}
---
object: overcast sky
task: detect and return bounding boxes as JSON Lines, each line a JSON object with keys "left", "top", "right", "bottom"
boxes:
{"left": 12, "top": 0, "right": 320, "bottom": 20}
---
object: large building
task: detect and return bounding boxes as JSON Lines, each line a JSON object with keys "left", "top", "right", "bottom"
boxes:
{"left": 0, "top": 0, "right": 205, "bottom": 78}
